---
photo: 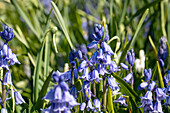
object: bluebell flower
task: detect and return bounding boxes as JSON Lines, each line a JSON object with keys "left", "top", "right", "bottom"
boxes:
{"left": 86, "top": 100, "right": 94, "bottom": 111}
{"left": 109, "top": 61, "right": 120, "bottom": 73}
{"left": 77, "top": 50, "right": 83, "bottom": 59}
{"left": 158, "top": 36, "right": 168, "bottom": 60}
{"left": 127, "top": 49, "right": 135, "bottom": 66}
{"left": 0, "top": 26, "right": 14, "bottom": 42}
{"left": 60, "top": 81, "right": 69, "bottom": 91}
{"left": 78, "top": 60, "right": 87, "bottom": 72}
{"left": 0, "top": 57, "right": 9, "bottom": 70}
{"left": 114, "top": 95, "right": 128, "bottom": 107}
{"left": 73, "top": 68, "right": 78, "bottom": 79}
{"left": 70, "top": 87, "right": 77, "bottom": 99}
{"left": 152, "top": 101, "right": 163, "bottom": 113}
{"left": 91, "top": 70, "right": 102, "bottom": 83}
{"left": 3, "top": 72, "right": 12, "bottom": 85}
{"left": 97, "top": 49, "right": 104, "bottom": 60}
{"left": 42, "top": 88, "right": 54, "bottom": 102}
{"left": 164, "top": 96, "right": 170, "bottom": 107}
{"left": 138, "top": 82, "right": 148, "bottom": 90}
{"left": 104, "top": 54, "right": 112, "bottom": 65}
{"left": 141, "top": 91, "right": 152, "bottom": 102}
{"left": 101, "top": 42, "right": 114, "bottom": 55}
{"left": 80, "top": 67, "right": 90, "bottom": 80}
{"left": 42, "top": 74, "right": 79, "bottom": 112}
{"left": 80, "top": 102, "right": 86, "bottom": 111}
{"left": 54, "top": 86, "right": 62, "bottom": 101}
{"left": 156, "top": 88, "right": 167, "bottom": 100}
{"left": 89, "top": 51, "right": 98, "bottom": 64}
{"left": 140, "top": 91, "right": 153, "bottom": 112}
{"left": 93, "top": 24, "right": 104, "bottom": 40}
{"left": 163, "top": 76, "right": 168, "bottom": 86}
{"left": 14, "top": 91, "right": 25, "bottom": 105}
{"left": 144, "top": 68, "right": 152, "bottom": 81}
{"left": 1, "top": 108, "right": 7, "bottom": 113}
{"left": 123, "top": 73, "right": 133, "bottom": 83}
{"left": 87, "top": 41, "right": 98, "bottom": 49}
{"left": 147, "top": 81, "right": 156, "bottom": 91}
{"left": 159, "top": 59, "right": 164, "bottom": 68}
{"left": 93, "top": 99, "right": 101, "bottom": 112}
{"left": 166, "top": 70, "right": 170, "bottom": 81}
{"left": 98, "top": 63, "right": 108, "bottom": 75}
{"left": 52, "top": 70, "right": 64, "bottom": 83}
{"left": 10, "top": 53, "right": 20, "bottom": 66}
{"left": 120, "top": 63, "right": 129, "bottom": 70}
{"left": 107, "top": 77, "right": 119, "bottom": 91}
{"left": 167, "top": 85, "right": 170, "bottom": 95}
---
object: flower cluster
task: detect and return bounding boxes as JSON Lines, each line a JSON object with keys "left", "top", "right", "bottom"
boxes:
{"left": 138, "top": 68, "right": 167, "bottom": 112}
{"left": 42, "top": 71, "right": 79, "bottom": 113}
{"left": 0, "top": 26, "right": 25, "bottom": 112}
{"left": 120, "top": 49, "right": 135, "bottom": 84}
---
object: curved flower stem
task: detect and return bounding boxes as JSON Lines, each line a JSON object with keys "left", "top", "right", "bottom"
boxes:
{"left": 103, "top": 76, "right": 107, "bottom": 111}
{"left": 2, "top": 69, "right": 6, "bottom": 108}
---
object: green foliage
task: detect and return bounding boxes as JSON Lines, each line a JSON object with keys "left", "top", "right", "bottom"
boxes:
{"left": 0, "top": 0, "right": 169, "bottom": 112}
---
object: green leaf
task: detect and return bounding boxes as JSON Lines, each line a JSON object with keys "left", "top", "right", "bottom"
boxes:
{"left": 112, "top": 73, "right": 140, "bottom": 100}
{"left": 168, "top": 2, "right": 170, "bottom": 45}
{"left": 44, "top": 33, "right": 50, "bottom": 79}
{"left": 53, "top": 34, "right": 58, "bottom": 54}
{"left": 51, "top": 1, "right": 74, "bottom": 49}
{"left": 148, "top": 36, "right": 158, "bottom": 60}
{"left": 33, "top": 71, "right": 53, "bottom": 111}
{"left": 107, "top": 87, "right": 114, "bottom": 113}
{"left": 107, "top": 36, "right": 120, "bottom": 53}
{"left": 33, "top": 38, "right": 45, "bottom": 103}
{"left": 157, "top": 61, "right": 164, "bottom": 88}
{"left": 119, "top": 9, "right": 149, "bottom": 64}
{"left": 29, "top": 100, "right": 33, "bottom": 113}
{"left": 11, "top": 0, "right": 40, "bottom": 39}
{"left": 128, "top": 0, "right": 161, "bottom": 24}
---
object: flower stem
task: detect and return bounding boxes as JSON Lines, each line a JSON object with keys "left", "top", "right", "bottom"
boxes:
{"left": 2, "top": 69, "right": 6, "bottom": 108}
{"left": 130, "top": 66, "right": 133, "bottom": 89}
{"left": 71, "top": 67, "right": 74, "bottom": 86}
{"left": 103, "top": 76, "right": 107, "bottom": 111}
{"left": 92, "top": 82, "right": 96, "bottom": 98}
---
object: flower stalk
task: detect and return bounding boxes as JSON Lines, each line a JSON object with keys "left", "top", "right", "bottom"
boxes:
{"left": 103, "top": 76, "right": 107, "bottom": 111}
{"left": 2, "top": 69, "right": 7, "bottom": 108}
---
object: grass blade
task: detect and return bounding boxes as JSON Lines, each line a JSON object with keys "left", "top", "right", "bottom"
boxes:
{"left": 44, "top": 33, "right": 50, "bottom": 79}
{"left": 157, "top": 61, "right": 164, "bottom": 88}
{"left": 33, "top": 39, "right": 45, "bottom": 103}
{"left": 119, "top": 9, "right": 149, "bottom": 64}
{"left": 53, "top": 34, "right": 58, "bottom": 54}
{"left": 11, "top": 0, "right": 40, "bottom": 39}
{"left": 148, "top": 36, "right": 158, "bottom": 60}
{"left": 107, "top": 87, "right": 114, "bottom": 113}
{"left": 33, "top": 71, "right": 53, "bottom": 111}
{"left": 51, "top": 1, "right": 74, "bottom": 49}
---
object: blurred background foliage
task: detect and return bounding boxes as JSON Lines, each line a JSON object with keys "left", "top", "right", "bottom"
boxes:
{"left": 0, "top": 0, "right": 169, "bottom": 112}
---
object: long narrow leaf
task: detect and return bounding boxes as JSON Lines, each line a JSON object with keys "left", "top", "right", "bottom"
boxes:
{"left": 157, "top": 61, "right": 164, "bottom": 88}
{"left": 33, "top": 43, "right": 44, "bottom": 103}
{"left": 44, "top": 33, "right": 50, "bottom": 79}
{"left": 51, "top": 1, "right": 74, "bottom": 49}
{"left": 107, "top": 87, "right": 114, "bottom": 113}
{"left": 148, "top": 36, "right": 158, "bottom": 60}
{"left": 11, "top": 0, "right": 40, "bottom": 39}
{"left": 33, "top": 71, "right": 53, "bottom": 110}
{"left": 119, "top": 9, "right": 149, "bottom": 64}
